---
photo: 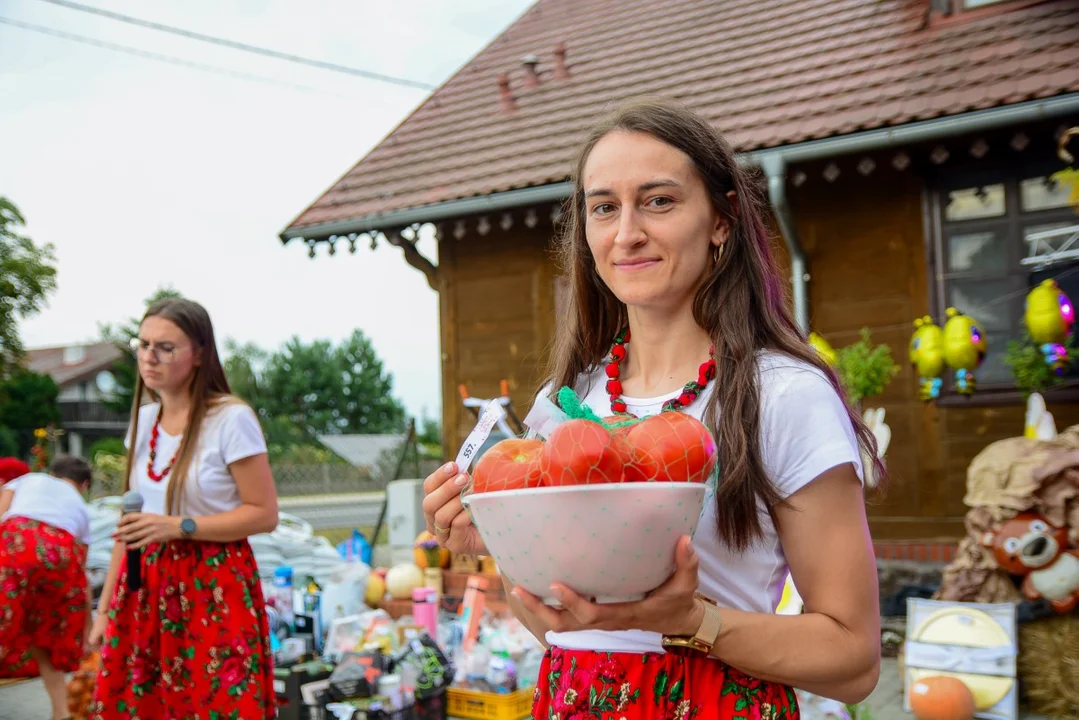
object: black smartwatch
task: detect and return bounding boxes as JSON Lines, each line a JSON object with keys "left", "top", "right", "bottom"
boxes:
{"left": 179, "top": 517, "right": 197, "bottom": 538}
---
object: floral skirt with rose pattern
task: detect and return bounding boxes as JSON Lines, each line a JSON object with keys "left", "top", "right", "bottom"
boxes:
{"left": 91, "top": 538, "right": 275, "bottom": 720}
{"left": 0, "top": 516, "right": 89, "bottom": 678}
{"left": 533, "top": 647, "right": 799, "bottom": 720}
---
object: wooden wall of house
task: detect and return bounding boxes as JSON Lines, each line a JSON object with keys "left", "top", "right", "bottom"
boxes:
{"left": 789, "top": 167, "right": 1079, "bottom": 541}
{"left": 434, "top": 167, "right": 1079, "bottom": 542}
{"left": 436, "top": 213, "right": 559, "bottom": 455}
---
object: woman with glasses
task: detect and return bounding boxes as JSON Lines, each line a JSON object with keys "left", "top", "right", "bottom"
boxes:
{"left": 88, "top": 298, "right": 279, "bottom": 719}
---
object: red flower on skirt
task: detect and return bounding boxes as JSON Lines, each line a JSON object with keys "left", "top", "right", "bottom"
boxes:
{"left": 90, "top": 538, "right": 275, "bottom": 719}
{"left": 220, "top": 655, "right": 246, "bottom": 688}
{"left": 0, "top": 516, "right": 88, "bottom": 678}
{"left": 164, "top": 595, "right": 183, "bottom": 624}
{"left": 533, "top": 646, "right": 799, "bottom": 720}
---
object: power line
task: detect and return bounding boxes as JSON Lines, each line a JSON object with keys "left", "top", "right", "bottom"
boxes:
{"left": 0, "top": 16, "right": 341, "bottom": 95}
{"left": 35, "top": 0, "right": 436, "bottom": 91}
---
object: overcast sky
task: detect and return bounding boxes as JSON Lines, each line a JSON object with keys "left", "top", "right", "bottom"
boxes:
{"left": 0, "top": 0, "right": 534, "bottom": 423}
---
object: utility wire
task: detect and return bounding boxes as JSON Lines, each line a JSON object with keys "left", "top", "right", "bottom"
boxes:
{"left": 0, "top": 16, "right": 341, "bottom": 95}
{"left": 35, "top": 0, "right": 436, "bottom": 90}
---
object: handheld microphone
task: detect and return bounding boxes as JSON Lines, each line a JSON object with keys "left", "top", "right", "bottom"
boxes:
{"left": 121, "top": 490, "right": 144, "bottom": 592}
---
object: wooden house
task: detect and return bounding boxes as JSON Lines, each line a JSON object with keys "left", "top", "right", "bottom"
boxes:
{"left": 281, "top": 0, "right": 1079, "bottom": 546}
{"left": 24, "top": 342, "right": 128, "bottom": 457}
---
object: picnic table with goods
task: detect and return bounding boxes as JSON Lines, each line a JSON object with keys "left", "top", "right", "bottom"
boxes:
{"left": 71, "top": 500, "right": 542, "bottom": 720}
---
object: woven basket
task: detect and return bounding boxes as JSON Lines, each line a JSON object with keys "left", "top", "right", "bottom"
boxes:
{"left": 1017, "top": 614, "right": 1079, "bottom": 719}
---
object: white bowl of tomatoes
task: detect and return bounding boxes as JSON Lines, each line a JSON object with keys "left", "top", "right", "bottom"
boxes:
{"left": 462, "top": 413, "right": 716, "bottom": 604}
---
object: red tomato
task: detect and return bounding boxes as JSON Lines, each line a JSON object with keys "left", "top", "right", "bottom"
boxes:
{"left": 624, "top": 413, "right": 717, "bottom": 483}
{"left": 471, "top": 438, "right": 544, "bottom": 493}
{"left": 601, "top": 416, "right": 637, "bottom": 438}
{"left": 541, "top": 419, "right": 629, "bottom": 486}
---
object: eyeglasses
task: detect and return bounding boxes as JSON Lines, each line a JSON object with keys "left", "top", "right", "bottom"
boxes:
{"left": 129, "top": 337, "right": 190, "bottom": 364}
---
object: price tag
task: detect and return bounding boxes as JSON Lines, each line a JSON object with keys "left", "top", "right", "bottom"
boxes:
{"left": 454, "top": 399, "right": 506, "bottom": 472}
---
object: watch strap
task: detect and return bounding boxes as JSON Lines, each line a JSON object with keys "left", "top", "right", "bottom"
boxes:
{"left": 661, "top": 595, "right": 722, "bottom": 654}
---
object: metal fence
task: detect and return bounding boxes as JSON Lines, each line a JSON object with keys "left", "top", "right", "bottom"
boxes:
{"left": 91, "top": 459, "right": 444, "bottom": 499}
{"left": 274, "top": 460, "right": 443, "bottom": 496}
{"left": 274, "top": 464, "right": 381, "bottom": 496}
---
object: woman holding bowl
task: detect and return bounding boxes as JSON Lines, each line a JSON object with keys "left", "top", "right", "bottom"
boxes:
{"left": 423, "top": 98, "right": 881, "bottom": 718}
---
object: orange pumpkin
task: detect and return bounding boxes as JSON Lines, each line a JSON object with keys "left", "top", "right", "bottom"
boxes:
{"left": 66, "top": 651, "right": 101, "bottom": 720}
{"left": 413, "top": 530, "right": 450, "bottom": 569}
{"left": 909, "top": 675, "right": 976, "bottom": 720}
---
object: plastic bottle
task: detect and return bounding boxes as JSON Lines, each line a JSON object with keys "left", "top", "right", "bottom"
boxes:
{"left": 412, "top": 587, "right": 438, "bottom": 640}
{"left": 380, "top": 673, "right": 403, "bottom": 709}
{"left": 272, "top": 566, "right": 294, "bottom": 626}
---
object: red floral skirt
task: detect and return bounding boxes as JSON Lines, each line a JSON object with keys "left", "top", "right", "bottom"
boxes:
{"left": 532, "top": 647, "right": 799, "bottom": 720}
{"left": 0, "top": 516, "right": 89, "bottom": 678}
{"left": 90, "top": 538, "right": 275, "bottom": 719}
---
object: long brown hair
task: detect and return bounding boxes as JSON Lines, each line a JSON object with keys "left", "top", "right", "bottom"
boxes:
{"left": 547, "top": 97, "right": 884, "bottom": 551}
{"left": 123, "top": 298, "right": 235, "bottom": 515}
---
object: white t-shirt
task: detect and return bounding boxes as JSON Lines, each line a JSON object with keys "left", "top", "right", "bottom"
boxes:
{"left": 1, "top": 472, "right": 91, "bottom": 544}
{"left": 544, "top": 351, "right": 864, "bottom": 653}
{"left": 125, "top": 400, "right": 268, "bottom": 517}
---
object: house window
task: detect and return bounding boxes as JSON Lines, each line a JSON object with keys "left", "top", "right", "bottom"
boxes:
{"left": 932, "top": 0, "right": 1020, "bottom": 14}
{"left": 937, "top": 170, "right": 1077, "bottom": 388}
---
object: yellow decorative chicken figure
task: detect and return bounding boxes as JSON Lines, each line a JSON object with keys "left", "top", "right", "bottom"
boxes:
{"left": 808, "top": 331, "right": 837, "bottom": 367}
{"left": 909, "top": 316, "right": 945, "bottom": 401}
{"left": 1024, "top": 279, "right": 1074, "bottom": 374}
{"left": 942, "top": 307, "right": 987, "bottom": 395}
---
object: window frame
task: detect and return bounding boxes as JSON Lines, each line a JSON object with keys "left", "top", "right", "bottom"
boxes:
{"left": 931, "top": 160, "right": 1079, "bottom": 399}
{"left": 929, "top": 0, "right": 1049, "bottom": 24}
{"left": 936, "top": 0, "right": 1028, "bottom": 13}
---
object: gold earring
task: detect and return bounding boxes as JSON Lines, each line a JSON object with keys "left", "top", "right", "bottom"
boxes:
{"left": 713, "top": 244, "right": 725, "bottom": 264}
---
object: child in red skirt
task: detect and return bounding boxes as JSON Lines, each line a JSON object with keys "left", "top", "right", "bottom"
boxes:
{"left": 88, "top": 298, "right": 279, "bottom": 719}
{"left": 0, "top": 454, "right": 94, "bottom": 720}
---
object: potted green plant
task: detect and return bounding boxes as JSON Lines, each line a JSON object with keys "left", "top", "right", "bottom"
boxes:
{"left": 1004, "top": 332, "right": 1076, "bottom": 396}
{"left": 834, "top": 328, "right": 900, "bottom": 407}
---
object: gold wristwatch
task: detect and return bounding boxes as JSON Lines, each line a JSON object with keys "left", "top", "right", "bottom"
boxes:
{"left": 662, "top": 594, "right": 723, "bottom": 654}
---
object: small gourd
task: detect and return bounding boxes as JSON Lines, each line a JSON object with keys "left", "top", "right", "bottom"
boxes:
{"left": 385, "top": 563, "right": 424, "bottom": 600}
{"left": 909, "top": 675, "right": 976, "bottom": 720}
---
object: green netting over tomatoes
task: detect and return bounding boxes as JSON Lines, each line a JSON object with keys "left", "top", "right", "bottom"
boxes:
{"left": 468, "top": 386, "right": 717, "bottom": 493}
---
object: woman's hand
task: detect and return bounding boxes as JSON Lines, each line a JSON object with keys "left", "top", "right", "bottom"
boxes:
{"left": 512, "top": 536, "right": 703, "bottom": 636}
{"left": 116, "top": 512, "right": 181, "bottom": 549}
{"left": 422, "top": 461, "right": 488, "bottom": 556}
{"left": 87, "top": 613, "right": 108, "bottom": 652}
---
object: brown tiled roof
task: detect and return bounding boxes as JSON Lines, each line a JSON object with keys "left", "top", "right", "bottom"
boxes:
{"left": 284, "top": 0, "right": 1079, "bottom": 236}
{"left": 25, "top": 343, "right": 124, "bottom": 388}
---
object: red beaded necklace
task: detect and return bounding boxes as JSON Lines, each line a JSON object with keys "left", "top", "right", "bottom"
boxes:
{"left": 146, "top": 411, "right": 182, "bottom": 483}
{"left": 606, "top": 328, "right": 717, "bottom": 416}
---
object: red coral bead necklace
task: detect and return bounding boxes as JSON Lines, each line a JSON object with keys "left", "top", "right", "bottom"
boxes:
{"left": 147, "top": 410, "right": 182, "bottom": 483}
{"left": 606, "top": 327, "right": 717, "bottom": 416}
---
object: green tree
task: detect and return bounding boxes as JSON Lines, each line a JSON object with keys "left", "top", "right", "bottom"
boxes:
{"left": 417, "top": 409, "right": 442, "bottom": 457}
{"left": 88, "top": 436, "right": 126, "bottom": 461}
{"left": 0, "top": 197, "right": 58, "bottom": 372}
{"left": 260, "top": 330, "right": 406, "bottom": 436}
{"left": 226, "top": 331, "right": 406, "bottom": 459}
{"left": 0, "top": 369, "right": 60, "bottom": 456}
{"left": 99, "top": 286, "right": 184, "bottom": 412}
{"left": 222, "top": 339, "right": 267, "bottom": 408}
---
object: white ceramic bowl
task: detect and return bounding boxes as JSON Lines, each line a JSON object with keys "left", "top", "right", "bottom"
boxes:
{"left": 462, "top": 482, "right": 706, "bottom": 604}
